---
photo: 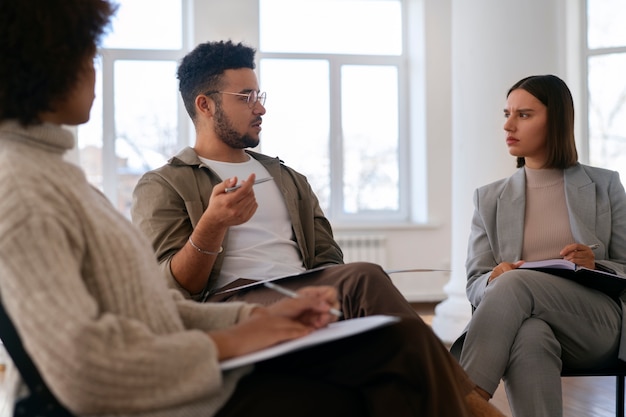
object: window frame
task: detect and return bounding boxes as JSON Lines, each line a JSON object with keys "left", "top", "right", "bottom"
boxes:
{"left": 582, "top": 0, "right": 626, "bottom": 168}
{"left": 83, "top": 0, "right": 192, "bottom": 212}
{"left": 80, "top": 0, "right": 427, "bottom": 225}
{"left": 258, "top": 0, "right": 414, "bottom": 224}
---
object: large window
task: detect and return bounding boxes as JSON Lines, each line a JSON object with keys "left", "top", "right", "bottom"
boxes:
{"left": 585, "top": 0, "right": 626, "bottom": 179}
{"left": 77, "top": 0, "right": 190, "bottom": 217}
{"left": 78, "top": 0, "right": 418, "bottom": 223}
{"left": 258, "top": 0, "right": 410, "bottom": 223}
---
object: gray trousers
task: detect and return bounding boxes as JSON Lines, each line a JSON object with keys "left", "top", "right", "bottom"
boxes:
{"left": 457, "top": 269, "right": 621, "bottom": 417}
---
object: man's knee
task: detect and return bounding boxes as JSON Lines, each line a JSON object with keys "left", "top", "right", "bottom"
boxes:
{"left": 339, "top": 262, "right": 390, "bottom": 281}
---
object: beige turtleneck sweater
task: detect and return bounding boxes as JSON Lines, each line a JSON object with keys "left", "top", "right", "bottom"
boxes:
{"left": 522, "top": 167, "right": 575, "bottom": 261}
{"left": 0, "top": 121, "right": 255, "bottom": 416}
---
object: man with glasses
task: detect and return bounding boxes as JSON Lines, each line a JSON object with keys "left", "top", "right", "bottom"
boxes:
{"left": 131, "top": 40, "right": 419, "bottom": 319}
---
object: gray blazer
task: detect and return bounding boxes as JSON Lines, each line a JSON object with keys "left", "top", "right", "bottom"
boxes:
{"left": 462, "top": 163, "right": 626, "bottom": 359}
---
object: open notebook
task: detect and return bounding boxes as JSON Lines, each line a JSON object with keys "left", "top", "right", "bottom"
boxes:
{"left": 220, "top": 315, "right": 400, "bottom": 370}
{"left": 519, "top": 259, "right": 626, "bottom": 298}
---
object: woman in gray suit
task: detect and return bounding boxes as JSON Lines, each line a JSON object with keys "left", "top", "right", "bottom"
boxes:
{"left": 451, "top": 74, "right": 626, "bottom": 417}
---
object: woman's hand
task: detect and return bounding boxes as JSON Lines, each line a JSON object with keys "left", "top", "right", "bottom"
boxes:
{"left": 208, "top": 313, "right": 315, "bottom": 361}
{"left": 488, "top": 261, "right": 524, "bottom": 283}
{"left": 560, "top": 243, "right": 596, "bottom": 269}
{"left": 208, "top": 286, "right": 340, "bottom": 360}
{"left": 264, "top": 285, "right": 340, "bottom": 328}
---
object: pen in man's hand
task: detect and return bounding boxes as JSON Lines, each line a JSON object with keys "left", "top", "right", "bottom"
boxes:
{"left": 263, "top": 281, "right": 343, "bottom": 317}
{"left": 587, "top": 243, "right": 600, "bottom": 250}
{"left": 225, "top": 177, "right": 273, "bottom": 193}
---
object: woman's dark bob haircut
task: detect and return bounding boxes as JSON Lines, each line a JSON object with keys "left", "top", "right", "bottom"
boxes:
{"left": 507, "top": 74, "right": 578, "bottom": 169}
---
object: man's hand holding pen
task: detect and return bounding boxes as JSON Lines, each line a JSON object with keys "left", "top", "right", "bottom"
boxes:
{"left": 204, "top": 174, "right": 259, "bottom": 229}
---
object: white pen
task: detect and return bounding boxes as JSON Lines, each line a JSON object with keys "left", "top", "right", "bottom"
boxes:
{"left": 263, "top": 281, "right": 343, "bottom": 318}
{"left": 225, "top": 177, "right": 273, "bottom": 193}
{"left": 587, "top": 243, "right": 600, "bottom": 250}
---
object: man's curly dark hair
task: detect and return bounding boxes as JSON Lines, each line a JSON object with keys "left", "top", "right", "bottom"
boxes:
{"left": 177, "top": 40, "right": 256, "bottom": 122}
{"left": 0, "top": 0, "right": 117, "bottom": 126}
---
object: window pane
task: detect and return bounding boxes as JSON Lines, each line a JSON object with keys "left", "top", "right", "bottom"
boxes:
{"left": 259, "top": 59, "right": 331, "bottom": 211}
{"left": 114, "top": 60, "right": 178, "bottom": 215}
{"left": 341, "top": 65, "right": 399, "bottom": 213}
{"left": 260, "top": 0, "right": 402, "bottom": 55}
{"left": 587, "top": 0, "right": 626, "bottom": 49}
{"left": 588, "top": 53, "right": 626, "bottom": 182}
{"left": 104, "top": 0, "right": 182, "bottom": 50}
{"left": 77, "top": 60, "right": 104, "bottom": 191}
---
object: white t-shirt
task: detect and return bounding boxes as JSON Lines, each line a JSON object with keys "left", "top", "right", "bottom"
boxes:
{"left": 199, "top": 155, "right": 306, "bottom": 290}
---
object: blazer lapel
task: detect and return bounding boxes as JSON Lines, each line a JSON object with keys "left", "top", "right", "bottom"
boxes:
{"left": 564, "top": 165, "right": 597, "bottom": 244}
{"left": 497, "top": 169, "right": 526, "bottom": 261}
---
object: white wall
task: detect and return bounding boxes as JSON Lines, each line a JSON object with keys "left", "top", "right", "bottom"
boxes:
{"left": 190, "top": 0, "right": 578, "bottom": 303}
{"left": 433, "top": 0, "right": 572, "bottom": 342}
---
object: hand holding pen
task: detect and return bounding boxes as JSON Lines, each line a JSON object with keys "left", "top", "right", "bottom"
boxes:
{"left": 264, "top": 282, "right": 342, "bottom": 328}
{"left": 225, "top": 177, "right": 273, "bottom": 192}
{"left": 265, "top": 282, "right": 343, "bottom": 317}
{"left": 211, "top": 293, "right": 338, "bottom": 361}
{"left": 560, "top": 242, "right": 599, "bottom": 270}
{"left": 203, "top": 174, "right": 259, "bottom": 228}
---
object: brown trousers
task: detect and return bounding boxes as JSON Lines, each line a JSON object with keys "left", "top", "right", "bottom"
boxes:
{"left": 215, "top": 319, "right": 475, "bottom": 417}
{"left": 205, "top": 262, "right": 420, "bottom": 319}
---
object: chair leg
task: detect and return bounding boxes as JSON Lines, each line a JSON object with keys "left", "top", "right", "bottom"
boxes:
{"left": 617, "top": 375, "right": 625, "bottom": 417}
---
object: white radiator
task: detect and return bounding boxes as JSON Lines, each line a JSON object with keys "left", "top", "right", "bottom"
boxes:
{"left": 335, "top": 234, "right": 387, "bottom": 266}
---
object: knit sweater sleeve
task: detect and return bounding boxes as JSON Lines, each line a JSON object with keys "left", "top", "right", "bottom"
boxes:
{"left": 171, "top": 290, "right": 258, "bottom": 330}
{"left": 0, "top": 208, "right": 238, "bottom": 415}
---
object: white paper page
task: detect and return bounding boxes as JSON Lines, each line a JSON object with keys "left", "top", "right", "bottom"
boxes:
{"left": 519, "top": 259, "right": 576, "bottom": 270}
{"left": 220, "top": 315, "right": 400, "bottom": 371}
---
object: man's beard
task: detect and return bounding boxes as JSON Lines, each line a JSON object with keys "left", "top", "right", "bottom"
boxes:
{"left": 214, "top": 103, "right": 260, "bottom": 149}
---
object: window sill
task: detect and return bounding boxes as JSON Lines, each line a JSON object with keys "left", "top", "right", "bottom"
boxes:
{"left": 332, "top": 221, "right": 442, "bottom": 233}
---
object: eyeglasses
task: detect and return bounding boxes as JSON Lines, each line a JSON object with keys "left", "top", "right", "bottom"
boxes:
{"left": 205, "top": 90, "right": 267, "bottom": 108}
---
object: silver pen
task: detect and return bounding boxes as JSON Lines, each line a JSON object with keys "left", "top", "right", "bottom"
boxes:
{"left": 263, "top": 281, "right": 343, "bottom": 317}
{"left": 587, "top": 243, "right": 600, "bottom": 249}
{"left": 225, "top": 177, "right": 273, "bottom": 193}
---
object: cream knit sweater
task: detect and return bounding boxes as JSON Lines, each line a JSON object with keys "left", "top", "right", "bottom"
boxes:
{"left": 0, "top": 121, "right": 254, "bottom": 416}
